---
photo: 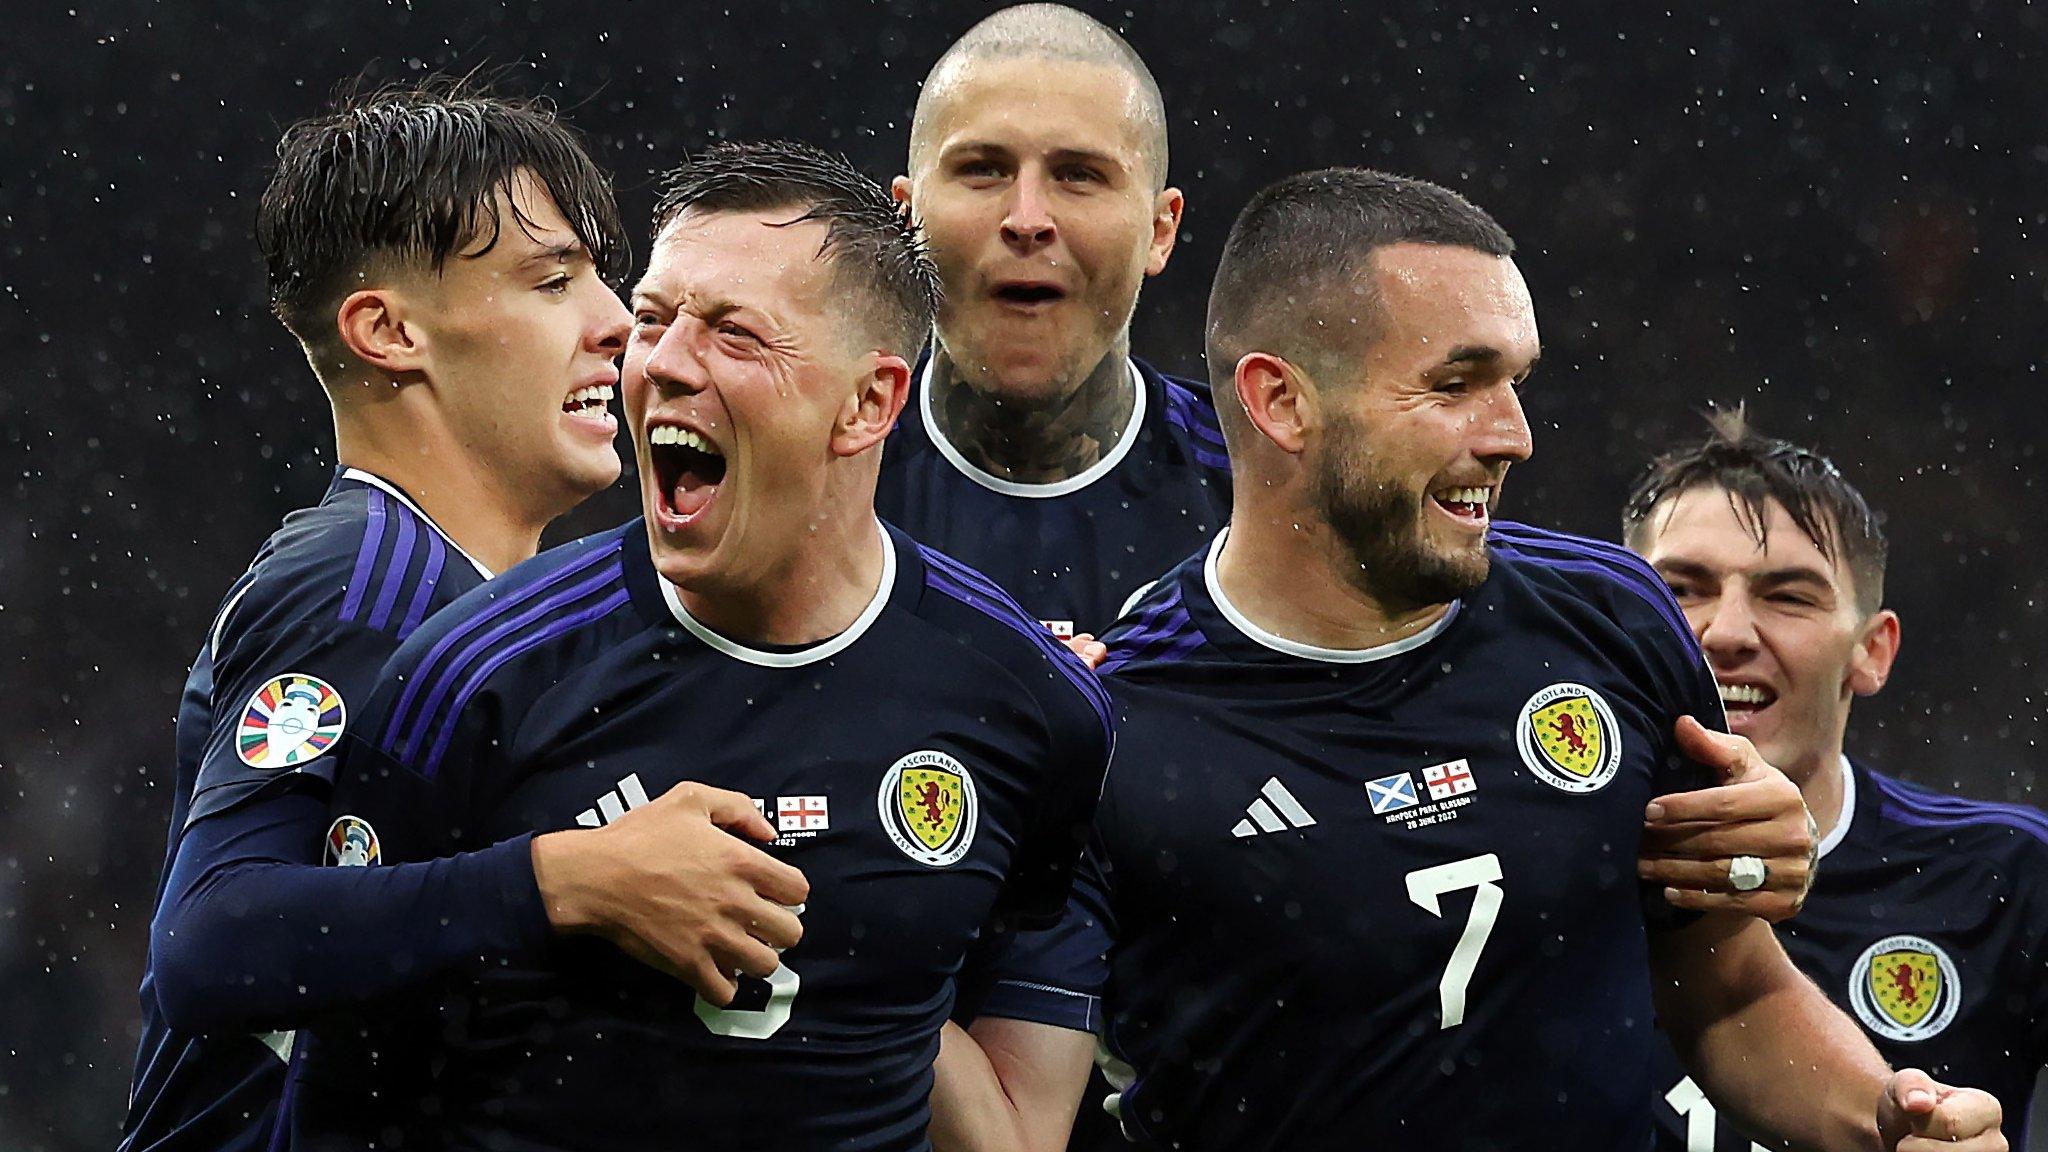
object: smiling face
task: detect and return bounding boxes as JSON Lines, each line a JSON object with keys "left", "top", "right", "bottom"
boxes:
{"left": 898, "top": 56, "right": 1179, "bottom": 402}
{"left": 1636, "top": 486, "right": 1898, "bottom": 778}
{"left": 1304, "top": 243, "right": 1538, "bottom": 607}
{"left": 404, "top": 171, "right": 630, "bottom": 520}
{"left": 624, "top": 208, "right": 905, "bottom": 595}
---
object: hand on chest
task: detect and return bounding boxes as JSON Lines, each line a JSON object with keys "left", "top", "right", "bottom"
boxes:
{"left": 497, "top": 681, "right": 1048, "bottom": 964}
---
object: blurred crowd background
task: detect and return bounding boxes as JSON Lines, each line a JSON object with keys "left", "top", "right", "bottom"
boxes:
{"left": 3, "top": 2, "right": 2044, "bottom": 1147}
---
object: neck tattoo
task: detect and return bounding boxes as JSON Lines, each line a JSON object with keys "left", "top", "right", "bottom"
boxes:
{"left": 930, "top": 345, "right": 1136, "bottom": 484}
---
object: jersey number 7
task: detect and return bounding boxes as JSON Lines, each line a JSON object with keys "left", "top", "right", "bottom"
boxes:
{"left": 1405, "top": 854, "right": 1505, "bottom": 1030}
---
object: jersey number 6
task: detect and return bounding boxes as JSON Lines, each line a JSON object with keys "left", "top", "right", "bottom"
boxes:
{"left": 1405, "top": 854, "right": 1505, "bottom": 1030}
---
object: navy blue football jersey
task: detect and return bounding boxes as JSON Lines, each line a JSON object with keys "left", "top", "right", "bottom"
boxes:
{"left": 876, "top": 354, "right": 1232, "bottom": 638}
{"left": 977, "top": 521, "right": 1726, "bottom": 1152}
{"left": 299, "top": 520, "right": 1113, "bottom": 1152}
{"left": 123, "top": 469, "right": 488, "bottom": 1152}
{"left": 1651, "top": 757, "right": 2048, "bottom": 1151}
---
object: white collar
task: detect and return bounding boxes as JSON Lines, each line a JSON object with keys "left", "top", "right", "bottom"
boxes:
{"left": 659, "top": 521, "right": 895, "bottom": 668}
{"left": 918, "top": 355, "right": 1147, "bottom": 499}
{"left": 1202, "top": 528, "right": 1461, "bottom": 664}
{"left": 1816, "top": 753, "right": 1857, "bottom": 860}
{"left": 341, "top": 467, "right": 493, "bottom": 579}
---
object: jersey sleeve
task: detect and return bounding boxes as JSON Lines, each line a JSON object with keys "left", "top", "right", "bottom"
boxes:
{"left": 2014, "top": 845, "right": 2048, "bottom": 1063}
{"left": 326, "top": 640, "right": 523, "bottom": 865}
{"left": 1643, "top": 587, "right": 1729, "bottom": 796}
{"left": 1626, "top": 569, "right": 1726, "bottom": 934}
{"left": 992, "top": 660, "right": 1116, "bottom": 927}
{"left": 967, "top": 840, "right": 1116, "bottom": 1033}
{"left": 186, "top": 593, "right": 407, "bottom": 824}
{"left": 147, "top": 786, "right": 548, "bottom": 1033}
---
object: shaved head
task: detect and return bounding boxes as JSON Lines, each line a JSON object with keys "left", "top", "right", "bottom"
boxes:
{"left": 910, "top": 3, "right": 1169, "bottom": 189}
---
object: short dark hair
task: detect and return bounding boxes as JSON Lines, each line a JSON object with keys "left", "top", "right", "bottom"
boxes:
{"left": 1623, "top": 407, "right": 1889, "bottom": 613}
{"left": 258, "top": 76, "right": 629, "bottom": 363}
{"left": 650, "top": 140, "right": 940, "bottom": 359}
{"left": 1205, "top": 168, "right": 1514, "bottom": 401}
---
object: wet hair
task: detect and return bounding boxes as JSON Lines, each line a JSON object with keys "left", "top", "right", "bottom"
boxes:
{"left": 1204, "top": 168, "right": 1512, "bottom": 451}
{"left": 651, "top": 139, "right": 941, "bottom": 359}
{"left": 257, "top": 75, "right": 629, "bottom": 367}
{"left": 910, "top": 3, "right": 1169, "bottom": 190}
{"left": 1623, "top": 407, "right": 1889, "bottom": 614}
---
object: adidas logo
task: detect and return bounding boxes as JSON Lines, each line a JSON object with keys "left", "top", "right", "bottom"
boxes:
{"left": 1230, "top": 777, "right": 1317, "bottom": 838}
{"left": 576, "top": 773, "right": 651, "bottom": 827}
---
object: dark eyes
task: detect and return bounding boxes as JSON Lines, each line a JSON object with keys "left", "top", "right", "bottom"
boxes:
{"left": 541, "top": 274, "right": 572, "bottom": 295}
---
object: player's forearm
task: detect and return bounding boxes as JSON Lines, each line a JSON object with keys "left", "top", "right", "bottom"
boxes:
{"left": 152, "top": 791, "right": 550, "bottom": 1032}
{"left": 1653, "top": 916, "right": 1890, "bottom": 1151}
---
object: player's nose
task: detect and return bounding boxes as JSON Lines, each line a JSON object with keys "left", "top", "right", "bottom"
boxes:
{"left": 642, "top": 318, "right": 712, "bottom": 395}
{"left": 588, "top": 289, "right": 631, "bottom": 358}
{"left": 1000, "top": 171, "right": 1057, "bottom": 252}
{"left": 1698, "top": 584, "right": 1763, "bottom": 656}
{"left": 1472, "top": 384, "right": 1534, "bottom": 464}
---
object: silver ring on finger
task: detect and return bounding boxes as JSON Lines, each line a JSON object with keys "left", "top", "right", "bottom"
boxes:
{"left": 1728, "top": 854, "right": 1769, "bottom": 892}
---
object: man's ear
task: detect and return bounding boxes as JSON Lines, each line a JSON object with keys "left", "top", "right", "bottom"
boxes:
{"left": 336, "top": 285, "right": 430, "bottom": 376}
{"left": 1145, "top": 186, "right": 1185, "bottom": 277}
{"left": 890, "top": 175, "right": 914, "bottom": 211}
{"left": 1235, "top": 351, "right": 1315, "bottom": 455}
{"left": 833, "top": 351, "right": 913, "bottom": 458}
{"left": 1846, "top": 608, "right": 1901, "bottom": 697}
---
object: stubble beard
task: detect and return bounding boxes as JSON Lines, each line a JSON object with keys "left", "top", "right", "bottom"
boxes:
{"left": 1312, "top": 418, "right": 1492, "bottom": 612}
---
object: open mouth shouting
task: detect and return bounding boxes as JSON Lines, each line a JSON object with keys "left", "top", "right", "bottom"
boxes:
{"left": 1430, "top": 485, "right": 1494, "bottom": 527}
{"left": 647, "top": 422, "right": 728, "bottom": 532}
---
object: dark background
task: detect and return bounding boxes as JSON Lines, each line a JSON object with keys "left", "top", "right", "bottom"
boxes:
{"left": 4, "top": 2, "right": 2044, "bottom": 1147}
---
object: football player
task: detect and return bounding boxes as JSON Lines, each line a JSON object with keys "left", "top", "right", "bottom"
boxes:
{"left": 879, "top": 4, "right": 1232, "bottom": 641}
{"left": 934, "top": 169, "right": 2006, "bottom": 1152}
{"left": 1623, "top": 414, "right": 2048, "bottom": 1150}
{"left": 123, "top": 82, "right": 805, "bottom": 1152}
{"left": 292, "top": 141, "right": 1113, "bottom": 1152}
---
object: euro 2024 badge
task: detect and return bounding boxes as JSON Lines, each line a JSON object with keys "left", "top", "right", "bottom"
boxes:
{"left": 237, "top": 673, "right": 346, "bottom": 770}
{"left": 1516, "top": 682, "right": 1622, "bottom": 793}
{"left": 879, "top": 750, "right": 978, "bottom": 867}
{"left": 324, "top": 815, "right": 381, "bottom": 867}
{"left": 1850, "top": 934, "right": 1960, "bottom": 1042}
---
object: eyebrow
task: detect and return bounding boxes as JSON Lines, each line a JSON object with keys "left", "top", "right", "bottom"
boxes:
{"left": 520, "top": 241, "right": 588, "bottom": 268}
{"left": 1439, "top": 346, "right": 1540, "bottom": 374}
{"left": 1751, "top": 566, "right": 1835, "bottom": 588}
{"left": 1651, "top": 557, "right": 1835, "bottom": 588}
{"left": 943, "top": 139, "right": 1129, "bottom": 170}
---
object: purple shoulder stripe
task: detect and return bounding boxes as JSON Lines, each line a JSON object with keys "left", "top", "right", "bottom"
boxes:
{"left": 381, "top": 542, "right": 622, "bottom": 753}
{"left": 399, "top": 529, "right": 449, "bottom": 637}
{"left": 1870, "top": 772, "right": 2048, "bottom": 844}
{"left": 1490, "top": 526, "right": 1700, "bottom": 662}
{"left": 1160, "top": 388, "right": 1231, "bottom": 471}
{"left": 920, "top": 547, "right": 1114, "bottom": 743}
{"left": 395, "top": 561, "right": 625, "bottom": 768}
{"left": 338, "top": 490, "right": 389, "bottom": 624}
{"left": 418, "top": 584, "right": 632, "bottom": 779}
{"left": 1099, "top": 588, "right": 1200, "bottom": 675}
{"left": 366, "top": 509, "right": 419, "bottom": 631}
